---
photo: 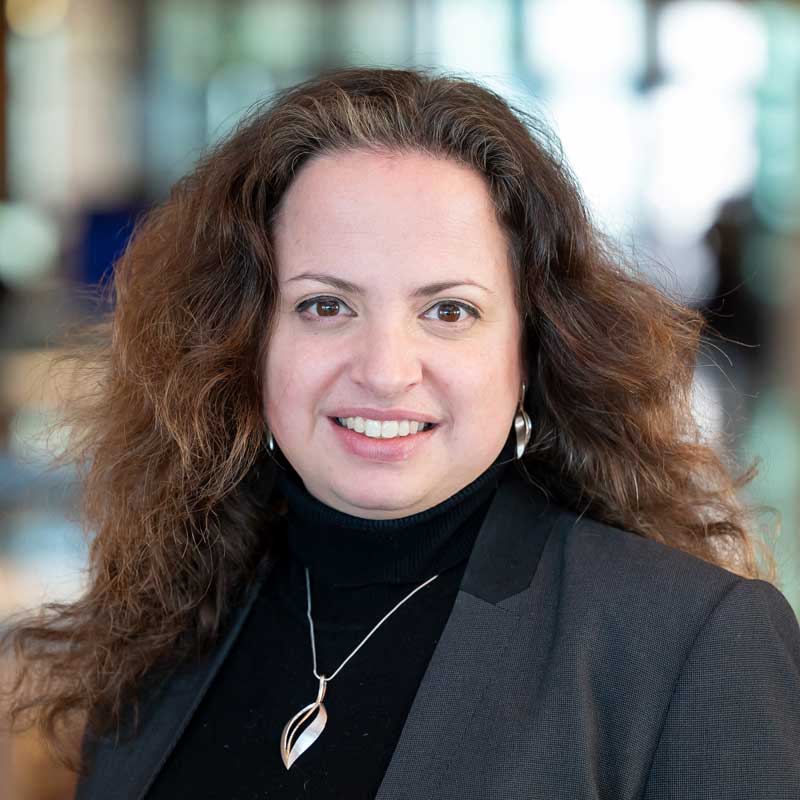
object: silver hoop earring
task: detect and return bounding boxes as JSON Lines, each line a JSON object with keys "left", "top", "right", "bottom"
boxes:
{"left": 514, "top": 381, "right": 532, "bottom": 460}
{"left": 267, "top": 428, "right": 275, "bottom": 453}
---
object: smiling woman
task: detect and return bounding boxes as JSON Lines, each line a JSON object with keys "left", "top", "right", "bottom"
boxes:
{"left": 1, "top": 67, "right": 798, "bottom": 799}
{"left": 264, "top": 149, "right": 523, "bottom": 516}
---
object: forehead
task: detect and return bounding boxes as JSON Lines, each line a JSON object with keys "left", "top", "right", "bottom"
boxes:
{"left": 272, "top": 149, "right": 511, "bottom": 288}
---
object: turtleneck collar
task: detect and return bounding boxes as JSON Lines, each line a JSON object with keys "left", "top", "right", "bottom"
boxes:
{"left": 273, "top": 441, "right": 514, "bottom": 589}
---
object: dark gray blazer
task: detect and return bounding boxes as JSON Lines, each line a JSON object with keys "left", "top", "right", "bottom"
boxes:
{"left": 75, "top": 466, "right": 800, "bottom": 799}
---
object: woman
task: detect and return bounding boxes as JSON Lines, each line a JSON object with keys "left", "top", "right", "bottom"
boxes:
{"left": 2, "top": 67, "right": 799, "bottom": 799}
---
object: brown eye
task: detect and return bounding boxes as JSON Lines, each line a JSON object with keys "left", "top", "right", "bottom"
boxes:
{"left": 296, "top": 296, "right": 354, "bottom": 321}
{"left": 423, "top": 300, "right": 480, "bottom": 324}
{"left": 436, "top": 303, "right": 463, "bottom": 322}
{"left": 316, "top": 298, "right": 340, "bottom": 317}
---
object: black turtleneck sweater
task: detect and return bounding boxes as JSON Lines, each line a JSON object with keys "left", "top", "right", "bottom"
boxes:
{"left": 148, "top": 448, "right": 513, "bottom": 800}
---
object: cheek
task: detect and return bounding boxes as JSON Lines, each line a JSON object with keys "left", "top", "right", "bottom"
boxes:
{"left": 263, "top": 328, "right": 341, "bottom": 421}
{"left": 466, "top": 374, "right": 516, "bottom": 417}
{"left": 470, "top": 334, "right": 521, "bottom": 392}
{"left": 477, "top": 345, "right": 522, "bottom": 420}
{"left": 263, "top": 367, "right": 314, "bottom": 446}
{"left": 262, "top": 327, "right": 298, "bottom": 419}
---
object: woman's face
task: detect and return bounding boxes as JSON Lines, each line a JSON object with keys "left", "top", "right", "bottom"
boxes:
{"left": 263, "top": 149, "right": 524, "bottom": 518}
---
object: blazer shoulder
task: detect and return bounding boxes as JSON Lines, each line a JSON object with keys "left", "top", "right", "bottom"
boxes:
{"left": 547, "top": 503, "right": 796, "bottom": 642}
{"left": 641, "top": 574, "right": 800, "bottom": 798}
{"left": 535, "top": 503, "right": 800, "bottom": 727}
{"left": 565, "top": 509, "right": 741, "bottom": 590}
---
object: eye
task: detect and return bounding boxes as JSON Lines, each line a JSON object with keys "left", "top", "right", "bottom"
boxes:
{"left": 294, "top": 296, "right": 481, "bottom": 326}
{"left": 422, "top": 301, "right": 481, "bottom": 324}
{"left": 295, "top": 296, "right": 354, "bottom": 320}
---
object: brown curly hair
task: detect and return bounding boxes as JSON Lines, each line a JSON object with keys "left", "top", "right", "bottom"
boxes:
{"left": 0, "top": 66, "right": 779, "bottom": 774}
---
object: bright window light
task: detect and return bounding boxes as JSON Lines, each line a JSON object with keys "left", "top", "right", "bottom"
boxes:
{"left": 546, "top": 90, "right": 643, "bottom": 238}
{"left": 658, "top": 0, "right": 767, "bottom": 89}
{"left": 433, "top": 0, "right": 513, "bottom": 76}
{"left": 525, "top": 0, "right": 645, "bottom": 85}
{"left": 642, "top": 86, "right": 758, "bottom": 239}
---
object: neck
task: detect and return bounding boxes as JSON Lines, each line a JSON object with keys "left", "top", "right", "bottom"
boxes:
{"left": 274, "top": 457, "right": 511, "bottom": 589}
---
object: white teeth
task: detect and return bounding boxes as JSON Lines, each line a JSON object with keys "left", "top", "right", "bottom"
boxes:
{"left": 380, "top": 421, "right": 399, "bottom": 438}
{"left": 335, "top": 416, "right": 433, "bottom": 439}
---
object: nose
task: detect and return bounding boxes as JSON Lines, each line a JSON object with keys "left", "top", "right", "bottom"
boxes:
{"left": 348, "top": 318, "right": 423, "bottom": 397}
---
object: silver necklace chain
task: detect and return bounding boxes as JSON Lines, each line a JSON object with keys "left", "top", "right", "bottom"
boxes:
{"left": 280, "top": 565, "right": 440, "bottom": 769}
{"left": 305, "top": 566, "right": 440, "bottom": 682}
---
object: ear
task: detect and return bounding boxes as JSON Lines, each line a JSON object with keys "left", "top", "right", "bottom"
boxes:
{"left": 520, "top": 362, "right": 530, "bottom": 395}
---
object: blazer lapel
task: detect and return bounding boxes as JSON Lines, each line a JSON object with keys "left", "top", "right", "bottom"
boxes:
{"left": 76, "top": 464, "right": 559, "bottom": 800}
{"left": 374, "top": 465, "right": 558, "bottom": 800}
{"left": 75, "top": 570, "right": 266, "bottom": 800}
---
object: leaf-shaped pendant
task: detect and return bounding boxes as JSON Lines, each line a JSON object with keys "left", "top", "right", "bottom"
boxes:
{"left": 280, "top": 675, "right": 328, "bottom": 769}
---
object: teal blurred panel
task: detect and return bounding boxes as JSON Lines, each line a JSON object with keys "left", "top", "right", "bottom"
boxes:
{"left": 144, "top": 0, "right": 223, "bottom": 194}
{"left": 233, "top": 0, "right": 324, "bottom": 70}
{"left": 743, "top": 389, "right": 800, "bottom": 615}
{"left": 206, "top": 62, "right": 276, "bottom": 143}
{"left": 432, "top": 0, "right": 514, "bottom": 75}
{"left": 754, "top": 2, "right": 800, "bottom": 233}
{"left": 331, "top": 0, "right": 412, "bottom": 66}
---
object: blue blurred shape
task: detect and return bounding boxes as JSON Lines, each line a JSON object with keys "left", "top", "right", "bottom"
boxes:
{"left": 80, "top": 206, "right": 145, "bottom": 286}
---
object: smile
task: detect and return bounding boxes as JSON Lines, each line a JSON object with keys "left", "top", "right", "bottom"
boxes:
{"left": 333, "top": 416, "right": 435, "bottom": 439}
{"left": 328, "top": 416, "right": 438, "bottom": 462}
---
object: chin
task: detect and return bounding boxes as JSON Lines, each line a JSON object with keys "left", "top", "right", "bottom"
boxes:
{"left": 332, "top": 483, "right": 429, "bottom": 518}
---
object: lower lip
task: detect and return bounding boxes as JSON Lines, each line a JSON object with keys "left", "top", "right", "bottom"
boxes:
{"left": 328, "top": 418, "right": 438, "bottom": 462}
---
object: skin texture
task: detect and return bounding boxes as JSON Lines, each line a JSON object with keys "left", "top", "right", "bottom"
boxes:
{"left": 263, "top": 149, "right": 524, "bottom": 519}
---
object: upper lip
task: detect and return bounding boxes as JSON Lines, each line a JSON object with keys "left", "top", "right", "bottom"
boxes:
{"left": 329, "top": 408, "right": 439, "bottom": 423}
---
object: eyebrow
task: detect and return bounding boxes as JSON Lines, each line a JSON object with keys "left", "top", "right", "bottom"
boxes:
{"left": 285, "top": 272, "right": 494, "bottom": 298}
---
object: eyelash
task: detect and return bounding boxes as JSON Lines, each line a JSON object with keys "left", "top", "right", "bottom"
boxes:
{"left": 295, "top": 295, "right": 481, "bottom": 325}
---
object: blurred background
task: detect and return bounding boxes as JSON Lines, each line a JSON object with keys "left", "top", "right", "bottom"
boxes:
{"left": 0, "top": 0, "right": 799, "bottom": 797}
